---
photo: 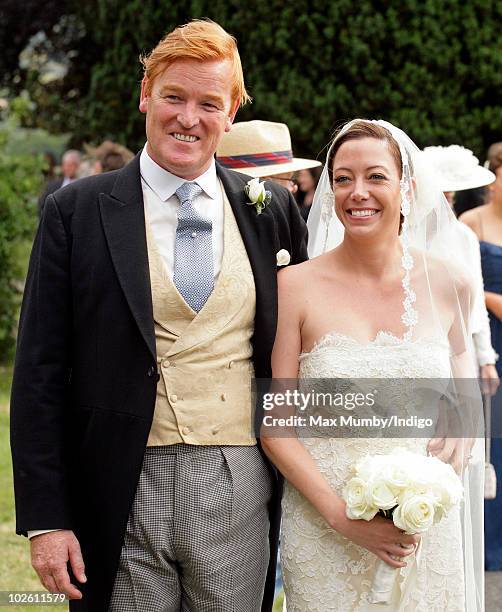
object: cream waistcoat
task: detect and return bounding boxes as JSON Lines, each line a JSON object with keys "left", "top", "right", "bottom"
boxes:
{"left": 146, "top": 181, "right": 257, "bottom": 446}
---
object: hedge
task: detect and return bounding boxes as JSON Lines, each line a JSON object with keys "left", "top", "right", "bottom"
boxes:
{"left": 50, "top": 0, "right": 502, "bottom": 160}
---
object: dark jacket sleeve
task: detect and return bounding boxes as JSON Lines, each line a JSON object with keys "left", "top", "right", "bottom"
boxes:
{"left": 10, "top": 193, "right": 74, "bottom": 535}
{"left": 264, "top": 181, "right": 308, "bottom": 266}
{"left": 286, "top": 189, "right": 308, "bottom": 265}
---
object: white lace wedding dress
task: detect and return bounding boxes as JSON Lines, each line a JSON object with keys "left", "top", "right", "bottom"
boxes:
{"left": 281, "top": 331, "right": 465, "bottom": 612}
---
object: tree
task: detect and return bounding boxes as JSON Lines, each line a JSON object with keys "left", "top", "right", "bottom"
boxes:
{"left": 0, "top": 105, "right": 43, "bottom": 361}
{"left": 0, "top": 0, "right": 67, "bottom": 92}
{"left": 14, "top": 0, "right": 502, "bottom": 159}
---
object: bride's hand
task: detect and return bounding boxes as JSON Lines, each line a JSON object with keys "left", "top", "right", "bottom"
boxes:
{"left": 427, "top": 401, "right": 476, "bottom": 473}
{"left": 427, "top": 436, "right": 474, "bottom": 474}
{"left": 336, "top": 512, "right": 420, "bottom": 568}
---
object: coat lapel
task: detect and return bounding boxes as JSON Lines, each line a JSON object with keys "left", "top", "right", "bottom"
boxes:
{"left": 99, "top": 155, "right": 156, "bottom": 361}
{"left": 216, "top": 164, "right": 278, "bottom": 375}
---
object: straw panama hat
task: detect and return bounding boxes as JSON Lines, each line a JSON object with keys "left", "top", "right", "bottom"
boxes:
{"left": 422, "top": 145, "right": 495, "bottom": 192}
{"left": 216, "top": 120, "right": 321, "bottom": 177}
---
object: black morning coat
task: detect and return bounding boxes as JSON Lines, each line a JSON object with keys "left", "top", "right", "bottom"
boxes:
{"left": 10, "top": 153, "right": 308, "bottom": 612}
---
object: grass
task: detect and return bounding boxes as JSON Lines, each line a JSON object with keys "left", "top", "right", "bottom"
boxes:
{"left": 0, "top": 366, "right": 66, "bottom": 611}
{"left": 273, "top": 589, "right": 284, "bottom": 611}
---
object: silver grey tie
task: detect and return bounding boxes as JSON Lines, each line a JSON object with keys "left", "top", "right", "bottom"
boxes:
{"left": 173, "top": 182, "right": 214, "bottom": 312}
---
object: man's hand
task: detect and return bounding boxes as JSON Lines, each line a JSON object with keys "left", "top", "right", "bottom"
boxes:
{"left": 31, "top": 530, "right": 86, "bottom": 599}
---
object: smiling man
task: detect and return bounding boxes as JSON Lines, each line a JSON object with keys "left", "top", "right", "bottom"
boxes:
{"left": 10, "top": 19, "right": 307, "bottom": 612}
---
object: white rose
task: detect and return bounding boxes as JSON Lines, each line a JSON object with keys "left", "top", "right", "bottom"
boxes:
{"left": 355, "top": 455, "right": 375, "bottom": 480}
{"left": 430, "top": 471, "right": 463, "bottom": 511}
{"left": 344, "top": 477, "right": 367, "bottom": 507}
{"left": 382, "top": 463, "right": 411, "bottom": 490}
{"left": 344, "top": 477, "right": 378, "bottom": 521}
{"left": 247, "top": 177, "right": 266, "bottom": 203}
{"left": 276, "top": 249, "right": 291, "bottom": 266}
{"left": 396, "top": 484, "right": 428, "bottom": 507}
{"left": 393, "top": 494, "right": 436, "bottom": 534}
{"left": 368, "top": 479, "right": 399, "bottom": 510}
{"left": 347, "top": 503, "right": 379, "bottom": 521}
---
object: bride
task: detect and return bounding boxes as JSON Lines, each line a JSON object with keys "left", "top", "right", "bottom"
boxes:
{"left": 261, "top": 120, "right": 484, "bottom": 611}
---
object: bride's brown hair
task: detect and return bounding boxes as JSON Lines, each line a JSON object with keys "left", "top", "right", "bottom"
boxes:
{"left": 327, "top": 120, "right": 403, "bottom": 185}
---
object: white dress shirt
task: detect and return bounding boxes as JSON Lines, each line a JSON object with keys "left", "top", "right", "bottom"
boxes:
{"left": 140, "top": 146, "right": 224, "bottom": 279}
{"left": 61, "top": 177, "right": 75, "bottom": 187}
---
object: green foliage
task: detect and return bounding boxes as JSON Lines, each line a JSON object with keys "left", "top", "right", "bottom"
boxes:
{"left": 21, "top": 0, "right": 502, "bottom": 159}
{"left": 272, "top": 589, "right": 284, "bottom": 611}
{"left": 0, "top": 108, "right": 42, "bottom": 362}
{"left": 0, "top": 0, "right": 66, "bottom": 92}
{"left": 0, "top": 367, "right": 68, "bottom": 610}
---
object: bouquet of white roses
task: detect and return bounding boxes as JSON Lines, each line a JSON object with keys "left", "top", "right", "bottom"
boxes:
{"left": 343, "top": 448, "right": 463, "bottom": 605}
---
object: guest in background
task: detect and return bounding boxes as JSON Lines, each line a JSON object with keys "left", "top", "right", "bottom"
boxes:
{"left": 423, "top": 145, "right": 498, "bottom": 390}
{"left": 423, "top": 144, "right": 494, "bottom": 209}
{"left": 38, "top": 149, "right": 81, "bottom": 215}
{"left": 422, "top": 144, "right": 491, "bottom": 216}
{"left": 460, "top": 143, "right": 502, "bottom": 570}
{"left": 295, "top": 166, "right": 322, "bottom": 220}
{"left": 486, "top": 142, "right": 502, "bottom": 189}
{"left": 216, "top": 120, "right": 321, "bottom": 202}
{"left": 47, "top": 149, "right": 81, "bottom": 190}
{"left": 38, "top": 152, "right": 57, "bottom": 213}
{"left": 86, "top": 140, "right": 135, "bottom": 174}
{"left": 42, "top": 151, "right": 57, "bottom": 181}
{"left": 454, "top": 186, "right": 489, "bottom": 217}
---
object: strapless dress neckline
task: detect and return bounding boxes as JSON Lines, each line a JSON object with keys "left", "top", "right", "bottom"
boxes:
{"left": 300, "top": 330, "right": 448, "bottom": 360}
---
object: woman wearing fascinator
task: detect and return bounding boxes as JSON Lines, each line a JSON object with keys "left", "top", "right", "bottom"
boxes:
{"left": 261, "top": 120, "right": 484, "bottom": 610}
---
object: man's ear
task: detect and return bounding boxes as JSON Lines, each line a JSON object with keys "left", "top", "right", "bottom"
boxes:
{"left": 139, "top": 77, "right": 149, "bottom": 114}
{"left": 224, "top": 98, "right": 241, "bottom": 132}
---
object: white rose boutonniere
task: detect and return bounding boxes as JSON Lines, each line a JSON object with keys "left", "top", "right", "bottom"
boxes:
{"left": 244, "top": 178, "right": 272, "bottom": 215}
{"left": 276, "top": 249, "right": 291, "bottom": 267}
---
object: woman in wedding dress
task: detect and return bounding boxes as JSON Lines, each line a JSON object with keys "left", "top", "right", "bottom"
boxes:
{"left": 261, "top": 120, "right": 484, "bottom": 611}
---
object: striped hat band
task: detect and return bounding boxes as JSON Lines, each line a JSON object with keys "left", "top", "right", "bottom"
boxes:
{"left": 216, "top": 150, "right": 293, "bottom": 169}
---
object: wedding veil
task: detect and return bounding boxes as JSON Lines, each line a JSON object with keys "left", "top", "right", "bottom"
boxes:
{"left": 307, "top": 119, "right": 485, "bottom": 611}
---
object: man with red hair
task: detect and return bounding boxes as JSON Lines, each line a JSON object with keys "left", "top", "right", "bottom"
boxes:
{"left": 11, "top": 19, "right": 307, "bottom": 612}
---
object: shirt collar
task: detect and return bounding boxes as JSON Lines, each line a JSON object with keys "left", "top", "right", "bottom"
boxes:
{"left": 140, "top": 146, "right": 218, "bottom": 202}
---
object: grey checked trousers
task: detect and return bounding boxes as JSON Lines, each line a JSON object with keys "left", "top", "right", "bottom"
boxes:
{"left": 109, "top": 444, "right": 273, "bottom": 612}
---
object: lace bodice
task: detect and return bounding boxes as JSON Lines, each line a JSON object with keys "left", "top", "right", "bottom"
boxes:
{"left": 281, "top": 333, "right": 465, "bottom": 612}
{"left": 299, "top": 330, "right": 451, "bottom": 378}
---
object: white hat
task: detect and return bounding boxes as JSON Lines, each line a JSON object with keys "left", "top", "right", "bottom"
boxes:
{"left": 216, "top": 120, "right": 321, "bottom": 177}
{"left": 422, "top": 145, "right": 495, "bottom": 192}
